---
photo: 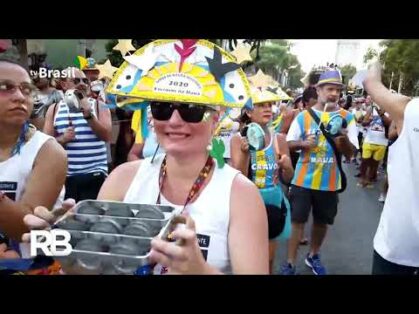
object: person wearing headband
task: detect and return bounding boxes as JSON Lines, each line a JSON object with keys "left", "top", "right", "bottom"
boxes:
{"left": 23, "top": 40, "right": 269, "bottom": 274}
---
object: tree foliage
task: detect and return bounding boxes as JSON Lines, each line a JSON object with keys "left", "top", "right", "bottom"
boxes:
{"left": 376, "top": 40, "right": 419, "bottom": 95}
{"left": 340, "top": 64, "right": 357, "bottom": 85}
{"left": 255, "top": 41, "right": 304, "bottom": 89}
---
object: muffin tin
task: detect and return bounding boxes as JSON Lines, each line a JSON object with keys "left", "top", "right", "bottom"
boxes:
{"left": 51, "top": 200, "right": 179, "bottom": 275}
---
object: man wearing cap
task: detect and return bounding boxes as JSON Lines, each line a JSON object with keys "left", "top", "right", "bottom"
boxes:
{"left": 282, "top": 69, "right": 359, "bottom": 275}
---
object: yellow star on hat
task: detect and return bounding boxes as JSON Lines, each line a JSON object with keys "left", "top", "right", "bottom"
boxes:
{"left": 248, "top": 69, "right": 273, "bottom": 89}
{"left": 231, "top": 43, "right": 252, "bottom": 64}
{"left": 95, "top": 60, "right": 118, "bottom": 79}
{"left": 113, "top": 39, "right": 136, "bottom": 56}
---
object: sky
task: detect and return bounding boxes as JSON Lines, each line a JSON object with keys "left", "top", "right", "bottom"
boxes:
{"left": 289, "top": 40, "right": 382, "bottom": 73}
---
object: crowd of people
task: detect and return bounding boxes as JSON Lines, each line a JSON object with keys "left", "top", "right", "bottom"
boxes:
{"left": 0, "top": 39, "right": 417, "bottom": 275}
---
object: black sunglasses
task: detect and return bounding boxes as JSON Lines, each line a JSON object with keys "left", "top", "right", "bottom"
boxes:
{"left": 150, "top": 102, "right": 215, "bottom": 123}
{"left": 0, "top": 80, "right": 37, "bottom": 96}
{"left": 72, "top": 78, "right": 89, "bottom": 85}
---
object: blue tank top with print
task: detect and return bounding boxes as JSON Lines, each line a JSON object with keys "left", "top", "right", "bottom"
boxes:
{"left": 249, "top": 134, "right": 278, "bottom": 189}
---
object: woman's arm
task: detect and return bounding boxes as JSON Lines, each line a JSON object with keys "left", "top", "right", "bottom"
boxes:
{"left": 127, "top": 143, "right": 145, "bottom": 161}
{"left": 230, "top": 134, "right": 250, "bottom": 177}
{"left": 275, "top": 133, "right": 294, "bottom": 183}
{"left": 228, "top": 174, "right": 269, "bottom": 274}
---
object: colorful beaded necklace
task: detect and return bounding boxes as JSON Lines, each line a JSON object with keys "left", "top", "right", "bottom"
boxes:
{"left": 156, "top": 155, "right": 214, "bottom": 214}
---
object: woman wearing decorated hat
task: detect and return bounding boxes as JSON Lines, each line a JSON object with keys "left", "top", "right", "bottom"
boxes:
{"left": 230, "top": 86, "right": 294, "bottom": 274}
{"left": 23, "top": 40, "right": 269, "bottom": 274}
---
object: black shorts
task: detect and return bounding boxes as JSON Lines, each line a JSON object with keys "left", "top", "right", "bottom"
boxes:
{"left": 65, "top": 171, "right": 107, "bottom": 202}
{"left": 290, "top": 151, "right": 300, "bottom": 170}
{"left": 372, "top": 250, "right": 419, "bottom": 275}
{"left": 265, "top": 204, "right": 286, "bottom": 240}
{"left": 289, "top": 185, "right": 338, "bottom": 225}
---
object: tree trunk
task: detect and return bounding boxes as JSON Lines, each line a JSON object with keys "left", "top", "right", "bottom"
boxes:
{"left": 15, "top": 39, "right": 28, "bottom": 69}
{"left": 389, "top": 71, "right": 394, "bottom": 90}
{"left": 398, "top": 72, "right": 403, "bottom": 94}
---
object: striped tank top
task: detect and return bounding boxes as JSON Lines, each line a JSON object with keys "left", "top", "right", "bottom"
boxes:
{"left": 54, "top": 99, "right": 108, "bottom": 177}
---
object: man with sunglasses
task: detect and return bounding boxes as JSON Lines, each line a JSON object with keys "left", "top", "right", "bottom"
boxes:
{"left": 43, "top": 67, "right": 112, "bottom": 202}
{"left": 30, "top": 76, "right": 63, "bottom": 130}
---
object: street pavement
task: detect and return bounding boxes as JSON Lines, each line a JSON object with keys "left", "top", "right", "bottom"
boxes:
{"left": 274, "top": 161, "right": 386, "bottom": 275}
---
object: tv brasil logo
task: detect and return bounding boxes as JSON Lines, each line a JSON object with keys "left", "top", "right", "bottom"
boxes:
{"left": 28, "top": 55, "right": 95, "bottom": 79}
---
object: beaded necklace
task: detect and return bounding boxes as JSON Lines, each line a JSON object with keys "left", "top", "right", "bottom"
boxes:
{"left": 156, "top": 155, "right": 214, "bottom": 214}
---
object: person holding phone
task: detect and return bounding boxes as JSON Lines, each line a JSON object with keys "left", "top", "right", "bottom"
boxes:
{"left": 231, "top": 87, "right": 294, "bottom": 274}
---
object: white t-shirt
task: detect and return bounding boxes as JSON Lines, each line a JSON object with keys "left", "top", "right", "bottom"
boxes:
{"left": 373, "top": 98, "right": 419, "bottom": 267}
{"left": 363, "top": 109, "right": 389, "bottom": 146}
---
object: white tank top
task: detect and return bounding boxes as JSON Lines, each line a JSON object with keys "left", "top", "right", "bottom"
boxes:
{"left": 373, "top": 99, "right": 419, "bottom": 267}
{"left": 0, "top": 131, "right": 64, "bottom": 203}
{"left": 0, "top": 130, "right": 65, "bottom": 256}
{"left": 124, "top": 154, "right": 240, "bottom": 274}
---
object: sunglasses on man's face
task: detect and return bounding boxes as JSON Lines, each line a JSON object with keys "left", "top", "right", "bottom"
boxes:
{"left": 150, "top": 102, "right": 215, "bottom": 123}
{"left": 0, "top": 80, "right": 37, "bottom": 97}
{"left": 72, "top": 78, "right": 89, "bottom": 85}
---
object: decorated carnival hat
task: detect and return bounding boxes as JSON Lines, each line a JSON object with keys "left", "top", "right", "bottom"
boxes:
{"left": 268, "top": 86, "right": 292, "bottom": 101}
{"left": 106, "top": 39, "right": 253, "bottom": 109}
{"left": 316, "top": 69, "right": 344, "bottom": 87}
{"left": 250, "top": 86, "right": 281, "bottom": 105}
{"left": 246, "top": 70, "right": 281, "bottom": 105}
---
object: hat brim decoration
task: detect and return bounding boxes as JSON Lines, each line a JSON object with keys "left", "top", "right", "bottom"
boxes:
{"left": 276, "top": 87, "right": 293, "bottom": 101}
{"left": 316, "top": 79, "right": 345, "bottom": 87}
{"left": 106, "top": 39, "right": 253, "bottom": 109}
{"left": 265, "top": 85, "right": 292, "bottom": 101}
{"left": 250, "top": 86, "right": 281, "bottom": 105}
